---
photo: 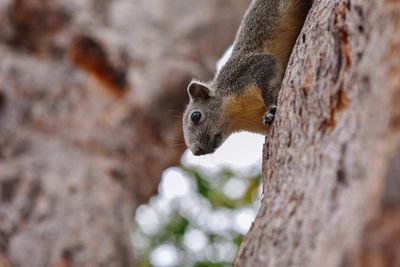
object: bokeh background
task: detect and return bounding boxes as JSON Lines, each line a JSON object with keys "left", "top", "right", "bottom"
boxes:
{"left": 0, "top": 1, "right": 258, "bottom": 266}
{"left": 133, "top": 133, "right": 264, "bottom": 267}
{"left": 2, "top": 1, "right": 400, "bottom": 267}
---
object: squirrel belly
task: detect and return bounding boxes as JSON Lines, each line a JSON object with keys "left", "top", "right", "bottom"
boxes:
{"left": 224, "top": 85, "right": 267, "bottom": 134}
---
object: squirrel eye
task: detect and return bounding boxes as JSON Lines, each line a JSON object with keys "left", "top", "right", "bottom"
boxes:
{"left": 191, "top": 111, "right": 202, "bottom": 125}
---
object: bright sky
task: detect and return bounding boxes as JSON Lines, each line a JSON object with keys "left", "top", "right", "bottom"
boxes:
{"left": 181, "top": 132, "right": 265, "bottom": 172}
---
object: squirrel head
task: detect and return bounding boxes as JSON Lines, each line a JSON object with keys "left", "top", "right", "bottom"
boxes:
{"left": 183, "top": 81, "right": 231, "bottom": 156}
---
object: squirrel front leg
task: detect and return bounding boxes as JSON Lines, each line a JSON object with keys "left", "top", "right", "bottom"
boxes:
{"left": 252, "top": 54, "right": 282, "bottom": 126}
{"left": 260, "top": 72, "right": 281, "bottom": 126}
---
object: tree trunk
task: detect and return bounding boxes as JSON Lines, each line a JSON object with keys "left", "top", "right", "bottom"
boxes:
{"left": 0, "top": 1, "right": 250, "bottom": 266}
{"left": 235, "top": 0, "right": 400, "bottom": 266}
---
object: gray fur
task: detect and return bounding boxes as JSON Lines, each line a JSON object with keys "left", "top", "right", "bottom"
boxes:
{"left": 183, "top": 0, "right": 312, "bottom": 155}
{"left": 232, "top": 0, "right": 282, "bottom": 54}
{"left": 233, "top": 0, "right": 312, "bottom": 55}
{"left": 183, "top": 88, "right": 229, "bottom": 155}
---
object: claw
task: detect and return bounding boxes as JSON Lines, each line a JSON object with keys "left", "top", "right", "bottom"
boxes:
{"left": 263, "top": 105, "right": 277, "bottom": 126}
{"left": 269, "top": 105, "right": 277, "bottom": 115}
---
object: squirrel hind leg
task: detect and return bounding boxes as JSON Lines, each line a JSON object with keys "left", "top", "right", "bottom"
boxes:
{"left": 263, "top": 104, "right": 277, "bottom": 126}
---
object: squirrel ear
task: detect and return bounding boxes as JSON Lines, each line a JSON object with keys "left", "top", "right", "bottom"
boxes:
{"left": 187, "top": 81, "right": 212, "bottom": 100}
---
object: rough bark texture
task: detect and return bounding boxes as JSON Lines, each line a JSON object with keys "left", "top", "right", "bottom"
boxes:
{"left": 235, "top": 0, "right": 400, "bottom": 266}
{"left": 0, "top": 1, "right": 250, "bottom": 266}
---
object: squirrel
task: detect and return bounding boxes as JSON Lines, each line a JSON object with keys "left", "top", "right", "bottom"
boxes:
{"left": 183, "top": 0, "right": 313, "bottom": 156}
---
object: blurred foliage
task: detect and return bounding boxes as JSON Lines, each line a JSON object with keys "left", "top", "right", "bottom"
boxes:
{"left": 181, "top": 165, "right": 260, "bottom": 209}
{"left": 132, "top": 164, "right": 261, "bottom": 267}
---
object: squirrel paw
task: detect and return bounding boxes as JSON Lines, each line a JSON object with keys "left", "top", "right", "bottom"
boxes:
{"left": 263, "top": 105, "right": 277, "bottom": 126}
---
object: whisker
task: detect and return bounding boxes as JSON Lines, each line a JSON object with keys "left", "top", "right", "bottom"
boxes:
{"left": 168, "top": 143, "right": 186, "bottom": 147}
{"left": 166, "top": 138, "right": 187, "bottom": 147}
{"left": 170, "top": 115, "right": 185, "bottom": 120}
{"left": 171, "top": 138, "right": 186, "bottom": 143}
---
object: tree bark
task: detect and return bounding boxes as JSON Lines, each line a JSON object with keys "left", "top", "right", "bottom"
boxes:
{"left": 235, "top": 0, "right": 400, "bottom": 266}
{"left": 0, "top": 1, "right": 250, "bottom": 266}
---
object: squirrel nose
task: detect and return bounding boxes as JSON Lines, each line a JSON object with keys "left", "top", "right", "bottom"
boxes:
{"left": 193, "top": 148, "right": 205, "bottom": 156}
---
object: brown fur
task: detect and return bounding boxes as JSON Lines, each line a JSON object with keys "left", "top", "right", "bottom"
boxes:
{"left": 225, "top": 85, "right": 267, "bottom": 134}
{"left": 265, "top": 1, "right": 311, "bottom": 72}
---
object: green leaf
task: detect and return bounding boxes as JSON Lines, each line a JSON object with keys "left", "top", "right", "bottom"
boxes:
{"left": 194, "top": 261, "right": 226, "bottom": 267}
{"left": 166, "top": 214, "right": 189, "bottom": 236}
{"left": 233, "top": 235, "right": 244, "bottom": 247}
{"left": 242, "top": 177, "right": 261, "bottom": 203}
